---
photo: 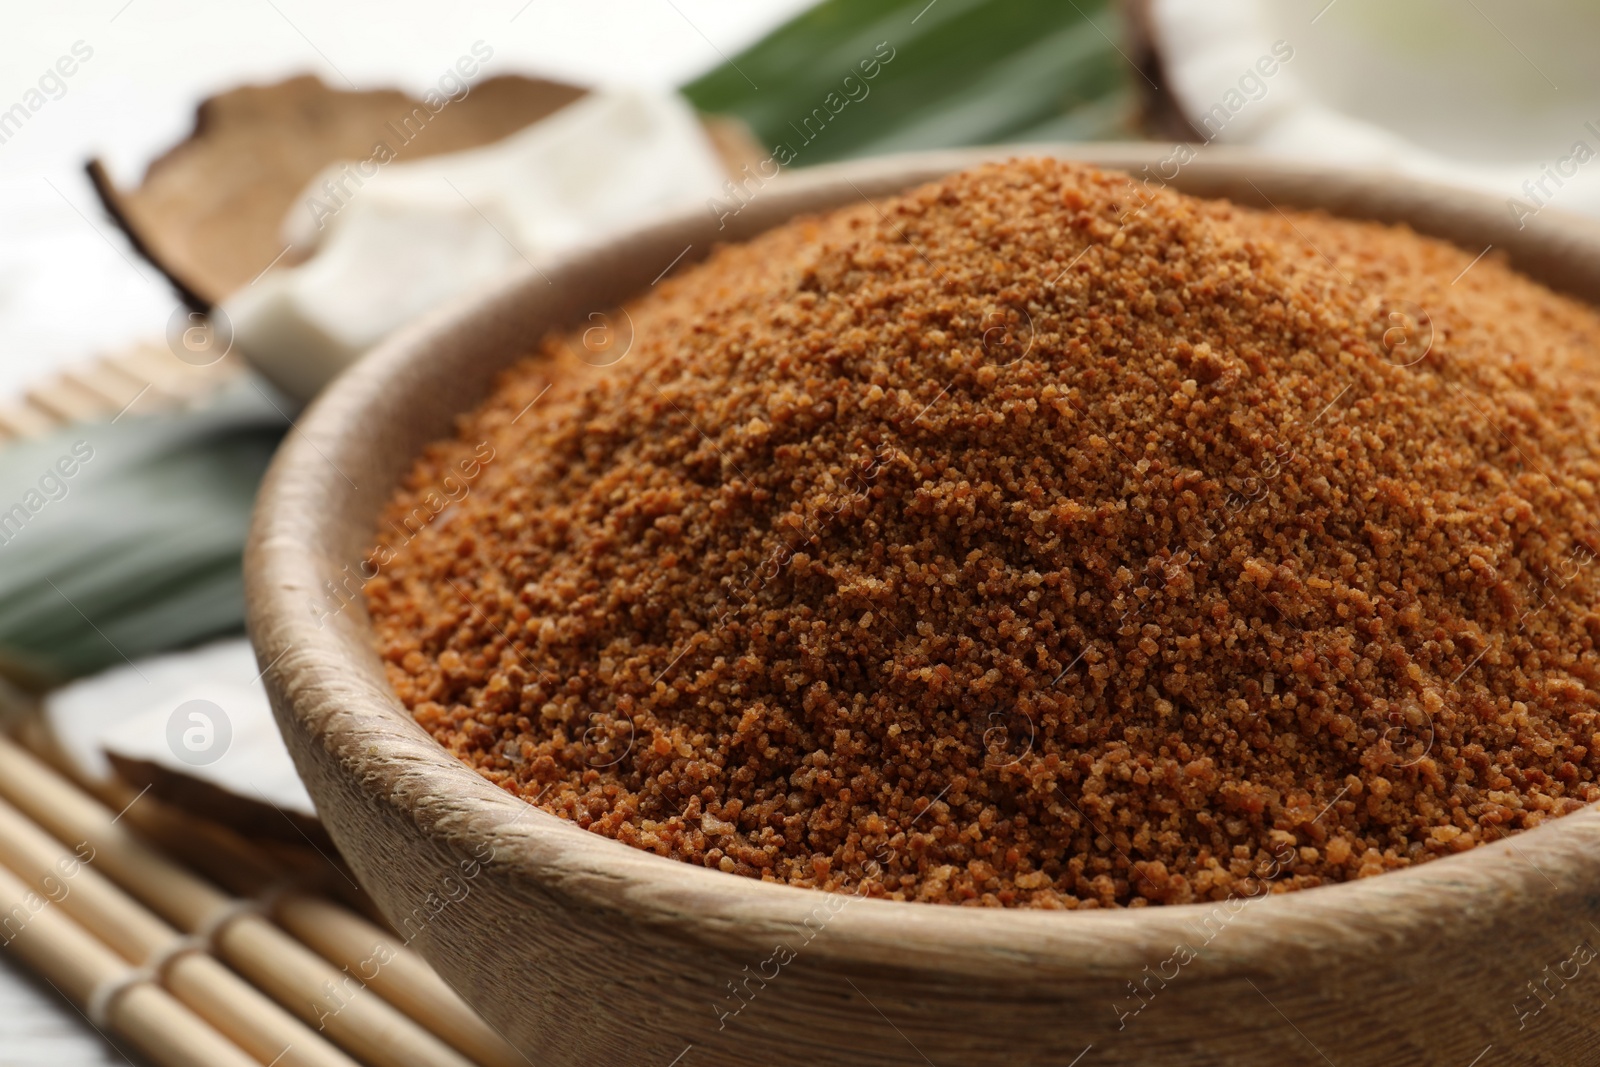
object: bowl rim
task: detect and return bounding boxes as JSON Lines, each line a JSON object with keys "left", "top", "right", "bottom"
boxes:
{"left": 245, "top": 142, "right": 1600, "bottom": 978}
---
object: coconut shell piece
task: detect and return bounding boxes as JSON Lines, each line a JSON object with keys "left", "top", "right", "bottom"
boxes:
{"left": 106, "top": 750, "right": 330, "bottom": 848}
{"left": 89, "top": 74, "right": 588, "bottom": 308}
{"left": 90, "top": 75, "right": 767, "bottom": 311}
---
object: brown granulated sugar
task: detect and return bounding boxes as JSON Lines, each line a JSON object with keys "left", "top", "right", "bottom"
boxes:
{"left": 366, "top": 158, "right": 1600, "bottom": 908}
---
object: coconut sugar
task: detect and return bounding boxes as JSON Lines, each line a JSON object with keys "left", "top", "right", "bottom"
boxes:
{"left": 366, "top": 159, "right": 1600, "bottom": 908}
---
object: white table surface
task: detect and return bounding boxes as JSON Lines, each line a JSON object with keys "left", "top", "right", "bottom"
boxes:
{"left": 0, "top": 3, "right": 811, "bottom": 1058}
{"left": 0, "top": 0, "right": 813, "bottom": 406}
{"left": 0, "top": 956, "right": 127, "bottom": 1067}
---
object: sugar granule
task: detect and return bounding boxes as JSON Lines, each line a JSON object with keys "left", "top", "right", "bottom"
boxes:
{"left": 367, "top": 159, "right": 1600, "bottom": 908}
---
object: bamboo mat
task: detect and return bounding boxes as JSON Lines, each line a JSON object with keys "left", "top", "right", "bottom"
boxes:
{"left": 0, "top": 343, "right": 244, "bottom": 443}
{"left": 0, "top": 346, "right": 528, "bottom": 1067}
{"left": 0, "top": 348, "right": 524, "bottom": 1062}
{"left": 0, "top": 724, "right": 527, "bottom": 1067}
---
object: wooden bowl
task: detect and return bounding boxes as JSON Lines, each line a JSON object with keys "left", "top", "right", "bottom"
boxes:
{"left": 245, "top": 145, "right": 1600, "bottom": 1067}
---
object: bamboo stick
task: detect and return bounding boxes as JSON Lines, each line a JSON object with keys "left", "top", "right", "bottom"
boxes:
{"left": 24, "top": 725, "right": 527, "bottom": 1067}
{"left": 274, "top": 891, "right": 527, "bottom": 1067}
{"left": 26, "top": 378, "right": 112, "bottom": 423}
{"left": 0, "top": 795, "right": 360, "bottom": 1067}
{"left": 81, "top": 756, "right": 525, "bottom": 1067}
{"left": 79, "top": 761, "right": 526, "bottom": 1067}
{"left": 0, "top": 734, "right": 480, "bottom": 1067}
{"left": 0, "top": 862, "right": 260, "bottom": 1067}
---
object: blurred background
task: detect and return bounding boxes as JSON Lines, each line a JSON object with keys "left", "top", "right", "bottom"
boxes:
{"left": 2, "top": 0, "right": 1598, "bottom": 1061}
